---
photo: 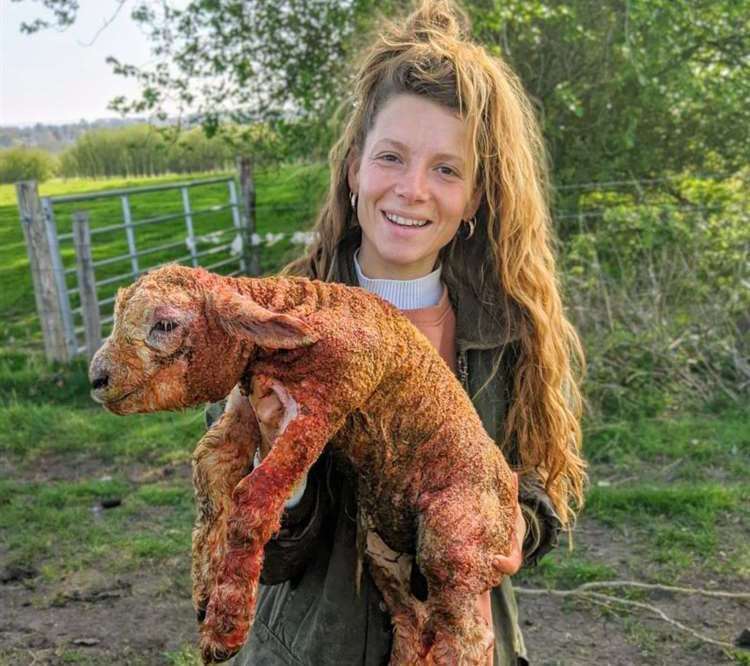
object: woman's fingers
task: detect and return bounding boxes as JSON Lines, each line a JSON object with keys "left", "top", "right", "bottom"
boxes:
{"left": 249, "top": 379, "right": 285, "bottom": 458}
{"left": 493, "top": 474, "right": 525, "bottom": 576}
{"left": 255, "top": 392, "right": 284, "bottom": 426}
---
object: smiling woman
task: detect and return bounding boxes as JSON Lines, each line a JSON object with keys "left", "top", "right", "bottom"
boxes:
{"left": 348, "top": 94, "right": 480, "bottom": 280}
{"left": 204, "top": 1, "right": 585, "bottom": 664}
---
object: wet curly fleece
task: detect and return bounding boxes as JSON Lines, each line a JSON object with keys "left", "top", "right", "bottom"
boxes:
{"left": 89, "top": 264, "right": 515, "bottom": 665}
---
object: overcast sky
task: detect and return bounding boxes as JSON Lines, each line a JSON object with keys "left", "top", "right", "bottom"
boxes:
{"left": 1, "top": 0, "right": 161, "bottom": 126}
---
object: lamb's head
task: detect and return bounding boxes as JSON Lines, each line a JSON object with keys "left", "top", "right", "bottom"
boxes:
{"left": 87, "top": 264, "right": 244, "bottom": 414}
{"left": 89, "top": 264, "right": 318, "bottom": 414}
{"left": 89, "top": 264, "right": 319, "bottom": 415}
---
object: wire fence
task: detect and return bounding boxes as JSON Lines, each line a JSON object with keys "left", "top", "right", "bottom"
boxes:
{"left": 4, "top": 171, "right": 747, "bottom": 361}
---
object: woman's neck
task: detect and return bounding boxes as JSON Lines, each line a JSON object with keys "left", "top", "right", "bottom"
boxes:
{"left": 353, "top": 249, "right": 443, "bottom": 310}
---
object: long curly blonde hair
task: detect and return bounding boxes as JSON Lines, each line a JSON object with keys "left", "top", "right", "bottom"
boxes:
{"left": 285, "top": 0, "right": 586, "bottom": 525}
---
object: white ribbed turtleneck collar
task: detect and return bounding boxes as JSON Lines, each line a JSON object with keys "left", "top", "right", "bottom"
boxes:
{"left": 353, "top": 249, "right": 443, "bottom": 310}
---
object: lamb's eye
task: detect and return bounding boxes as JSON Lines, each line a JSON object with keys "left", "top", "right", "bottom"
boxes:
{"left": 151, "top": 320, "right": 179, "bottom": 335}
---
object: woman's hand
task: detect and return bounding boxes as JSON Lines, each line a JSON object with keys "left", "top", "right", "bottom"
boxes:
{"left": 493, "top": 472, "right": 525, "bottom": 576}
{"left": 248, "top": 377, "right": 309, "bottom": 504}
{"left": 249, "top": 377, "right": 286, "bottom": 460}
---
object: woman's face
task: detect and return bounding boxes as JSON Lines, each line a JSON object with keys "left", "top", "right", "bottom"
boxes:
{"left": 347, "top": 94, "right": 480, "bottom": 280}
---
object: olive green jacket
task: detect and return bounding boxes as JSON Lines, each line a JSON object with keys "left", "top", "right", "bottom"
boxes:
{"left": 205, "top": 242, "right": 561, "bottom": 665}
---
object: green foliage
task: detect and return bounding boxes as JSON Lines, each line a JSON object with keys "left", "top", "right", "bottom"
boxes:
{"left": 515, "top": 405, "right": 750, "bottom": 588}
{"left": 586, "top": 484, "right": 743, "bottom": 524}
{"left": 105, "top": 0, "right": 361, "bottom": 163}
{"left": 163, "top": 646, "right": 203, "bottom": 666}
{"left": 585, "top": 409, "right": 750, "bottom": 482}
{"left": 130, "top": 532, "right": 188, "bottom": 559}
{"left": 135, "top": 484, "right": 192, "bottom": 508}
{"left": 0, "top": 146, "right": 57, "bottom": 183}
{"left": 562, "top": 172, "right": 750, "bottom": 418}
{"left": 58, "top": 125, "right": 235, "bottom": 178}
{"left": 13, "top": 0, "right": 749, "bottom": 179}
{"left": 584, "top": 481, "right": 749, "bottom": 572}
{"left": 0, "top": 474, "right": 194, "bottom": 577}
{"left": 469, "top": 0, "right": 750, "bottom": 182}
{"left": 532, "top": 554, "right": 616, "bottom": 590}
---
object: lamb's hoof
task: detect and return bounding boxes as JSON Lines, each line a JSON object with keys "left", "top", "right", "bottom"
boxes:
{"left": 199, "top": 607, "right": 246, "bottom": 664}
{"left": 422, "top": 627, "right": 492, "bottom": 666}
{"left": 200, "top": 638, "right": 240, "bottom": 664}
{"left": 196, "top": 604, "right": 207, "bottom": 623}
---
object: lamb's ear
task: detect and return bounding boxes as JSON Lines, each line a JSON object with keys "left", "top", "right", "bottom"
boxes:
{"left": 209, "top": 291, "right": 319, "bottom": 350}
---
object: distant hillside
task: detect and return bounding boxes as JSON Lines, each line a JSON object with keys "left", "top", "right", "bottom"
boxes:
{"left": 0, "top": 118, "right": 147, "bottom": 153}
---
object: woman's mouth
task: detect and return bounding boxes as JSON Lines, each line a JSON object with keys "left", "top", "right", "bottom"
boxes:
{"left": 382, "top": 210, "right": 431, "bottom": 229}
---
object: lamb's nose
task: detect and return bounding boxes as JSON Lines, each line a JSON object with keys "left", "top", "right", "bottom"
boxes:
{"left": 91, "top": 373, "right": 109, "bottom": 390}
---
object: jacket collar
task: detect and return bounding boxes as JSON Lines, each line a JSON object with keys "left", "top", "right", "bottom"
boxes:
{"left": 334, "top": 237, "right": 521, "bottom": 351}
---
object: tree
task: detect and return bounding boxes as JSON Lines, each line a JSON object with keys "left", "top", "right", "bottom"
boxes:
{"left": 13, "top": 0, "right": 373, "bottom": 163}
{"left": 0, "top": 147, "right": 57, "bottom": 183}
{"left": 467, "top": 0, "right": 750, "bottom": 186}
{"left": 13, "top": 0, "right": 750, "bottom": 180}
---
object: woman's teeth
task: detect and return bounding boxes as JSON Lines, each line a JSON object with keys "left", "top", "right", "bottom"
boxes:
{"left": 384, "top": 212, "right": 429, "bottom": 228}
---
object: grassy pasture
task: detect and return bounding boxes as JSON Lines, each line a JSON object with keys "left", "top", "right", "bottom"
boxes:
{"left": 0, "top": 165, "right": 328, "bottom": 349}
{"left": 0, "top": 170, "right": 748, "bottom": 664}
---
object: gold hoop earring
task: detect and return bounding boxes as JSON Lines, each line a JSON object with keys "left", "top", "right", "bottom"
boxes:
{"left": 461, "top": 217, "right": 476, "bottom": 239}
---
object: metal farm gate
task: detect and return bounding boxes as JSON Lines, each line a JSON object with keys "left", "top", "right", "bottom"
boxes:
{"left": 16, "top": 162, "right": 262, "bottom": 362}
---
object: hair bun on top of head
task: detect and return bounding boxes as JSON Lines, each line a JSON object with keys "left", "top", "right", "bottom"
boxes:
{"left": 404, "top": 0, "right": 469, "bottom": 42}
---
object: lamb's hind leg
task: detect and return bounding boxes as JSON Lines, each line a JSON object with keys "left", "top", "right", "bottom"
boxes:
{"left": 192, "top": 386, "right": 257, "bottom": 626}
{"left": 420, "top": 589, "right": 491, "bottom": 666}
{"left": 199, "top": 404, "right": 342, "bottom": 664}
{"left": 416, "top": 485, "right": 513, "bottom": 665}
{"left": 365, "top": 530, "right": 428, "bottom": 666}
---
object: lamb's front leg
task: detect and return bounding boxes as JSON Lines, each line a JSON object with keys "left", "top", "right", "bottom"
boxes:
{"left": 199, "top": 388, "right": 343, "bottom": 664}
{"left": 192, "top": 386, "right": 257, "bottom": 626}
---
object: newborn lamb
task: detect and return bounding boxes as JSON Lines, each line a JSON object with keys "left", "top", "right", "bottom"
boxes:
{"left": 89, "top": 264, "right": 516, "bottom": 665}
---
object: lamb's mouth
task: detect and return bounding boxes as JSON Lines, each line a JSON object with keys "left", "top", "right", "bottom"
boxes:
{"left": 91, "top": 388, "right": 137, "bottom": 406}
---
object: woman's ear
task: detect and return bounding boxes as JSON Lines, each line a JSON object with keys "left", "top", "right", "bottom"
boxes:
{"left": 347, "top": 150, "right": 361, "bottom": 194}
{"left": 465, "top": 188, "right": 482, "bottom": 221}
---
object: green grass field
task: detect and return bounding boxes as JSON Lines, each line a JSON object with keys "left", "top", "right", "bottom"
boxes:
{"left": 0, "top": 168, "right": 328, "bottom": 664}
{"left": 0, "top": 166, "right": 328, "bottom": 350}
{"left": 0, "top": 170, "right": 747, "bottom": 664}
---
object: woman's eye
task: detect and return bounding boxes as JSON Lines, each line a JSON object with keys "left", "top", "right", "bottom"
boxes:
{"left": 379, "top": 153, "right": 400, "bottom": 162}
{"left": 438, "top": 165, "right": 458, "bottom": 177}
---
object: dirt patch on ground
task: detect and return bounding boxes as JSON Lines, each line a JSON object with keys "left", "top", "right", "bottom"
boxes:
{"left": 0, "top": 458, "right": 198, "bottom": 665}
{"left": 1, "top": 462, "right": 747, "bottom": 665}
{"left": 0, "top": 566, "right": 196, "bottom": 665}
{"left": 517, "top": 517, "right": 750, "bottom": 665}
{"left": 6, "top": 453, "right": 193, "bottom": 485}
{"left": 519, "top": 576, "right": 748, "bottom": 665}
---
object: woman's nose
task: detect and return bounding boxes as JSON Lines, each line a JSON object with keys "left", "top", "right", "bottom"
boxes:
{"left": 395, "top": 165, "right": 429, "bottom": 203}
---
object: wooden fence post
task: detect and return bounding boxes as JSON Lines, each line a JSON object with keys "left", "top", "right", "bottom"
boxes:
{"left": 72, "top": 211, "right": 102, "bottom": 359}
{"left": 237, "top": 156, "right": 261, "bottom": 276}
{"left": 16, "top": 181, "right": 70, "bottom": 362}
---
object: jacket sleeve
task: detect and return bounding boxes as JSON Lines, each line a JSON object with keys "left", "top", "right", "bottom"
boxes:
{"left": 518, "top": 471, "right": 562, "bottom": 567}
{"left": 260, "top": 454, "right": 333, "bottom": 584}
{"left": 203, "top": 400, "right": 332, "bottom": 585}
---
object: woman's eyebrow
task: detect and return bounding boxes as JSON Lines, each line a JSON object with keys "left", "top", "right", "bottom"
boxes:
{"left": 373, "top": 138, "right": 465, "bottom": 166}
